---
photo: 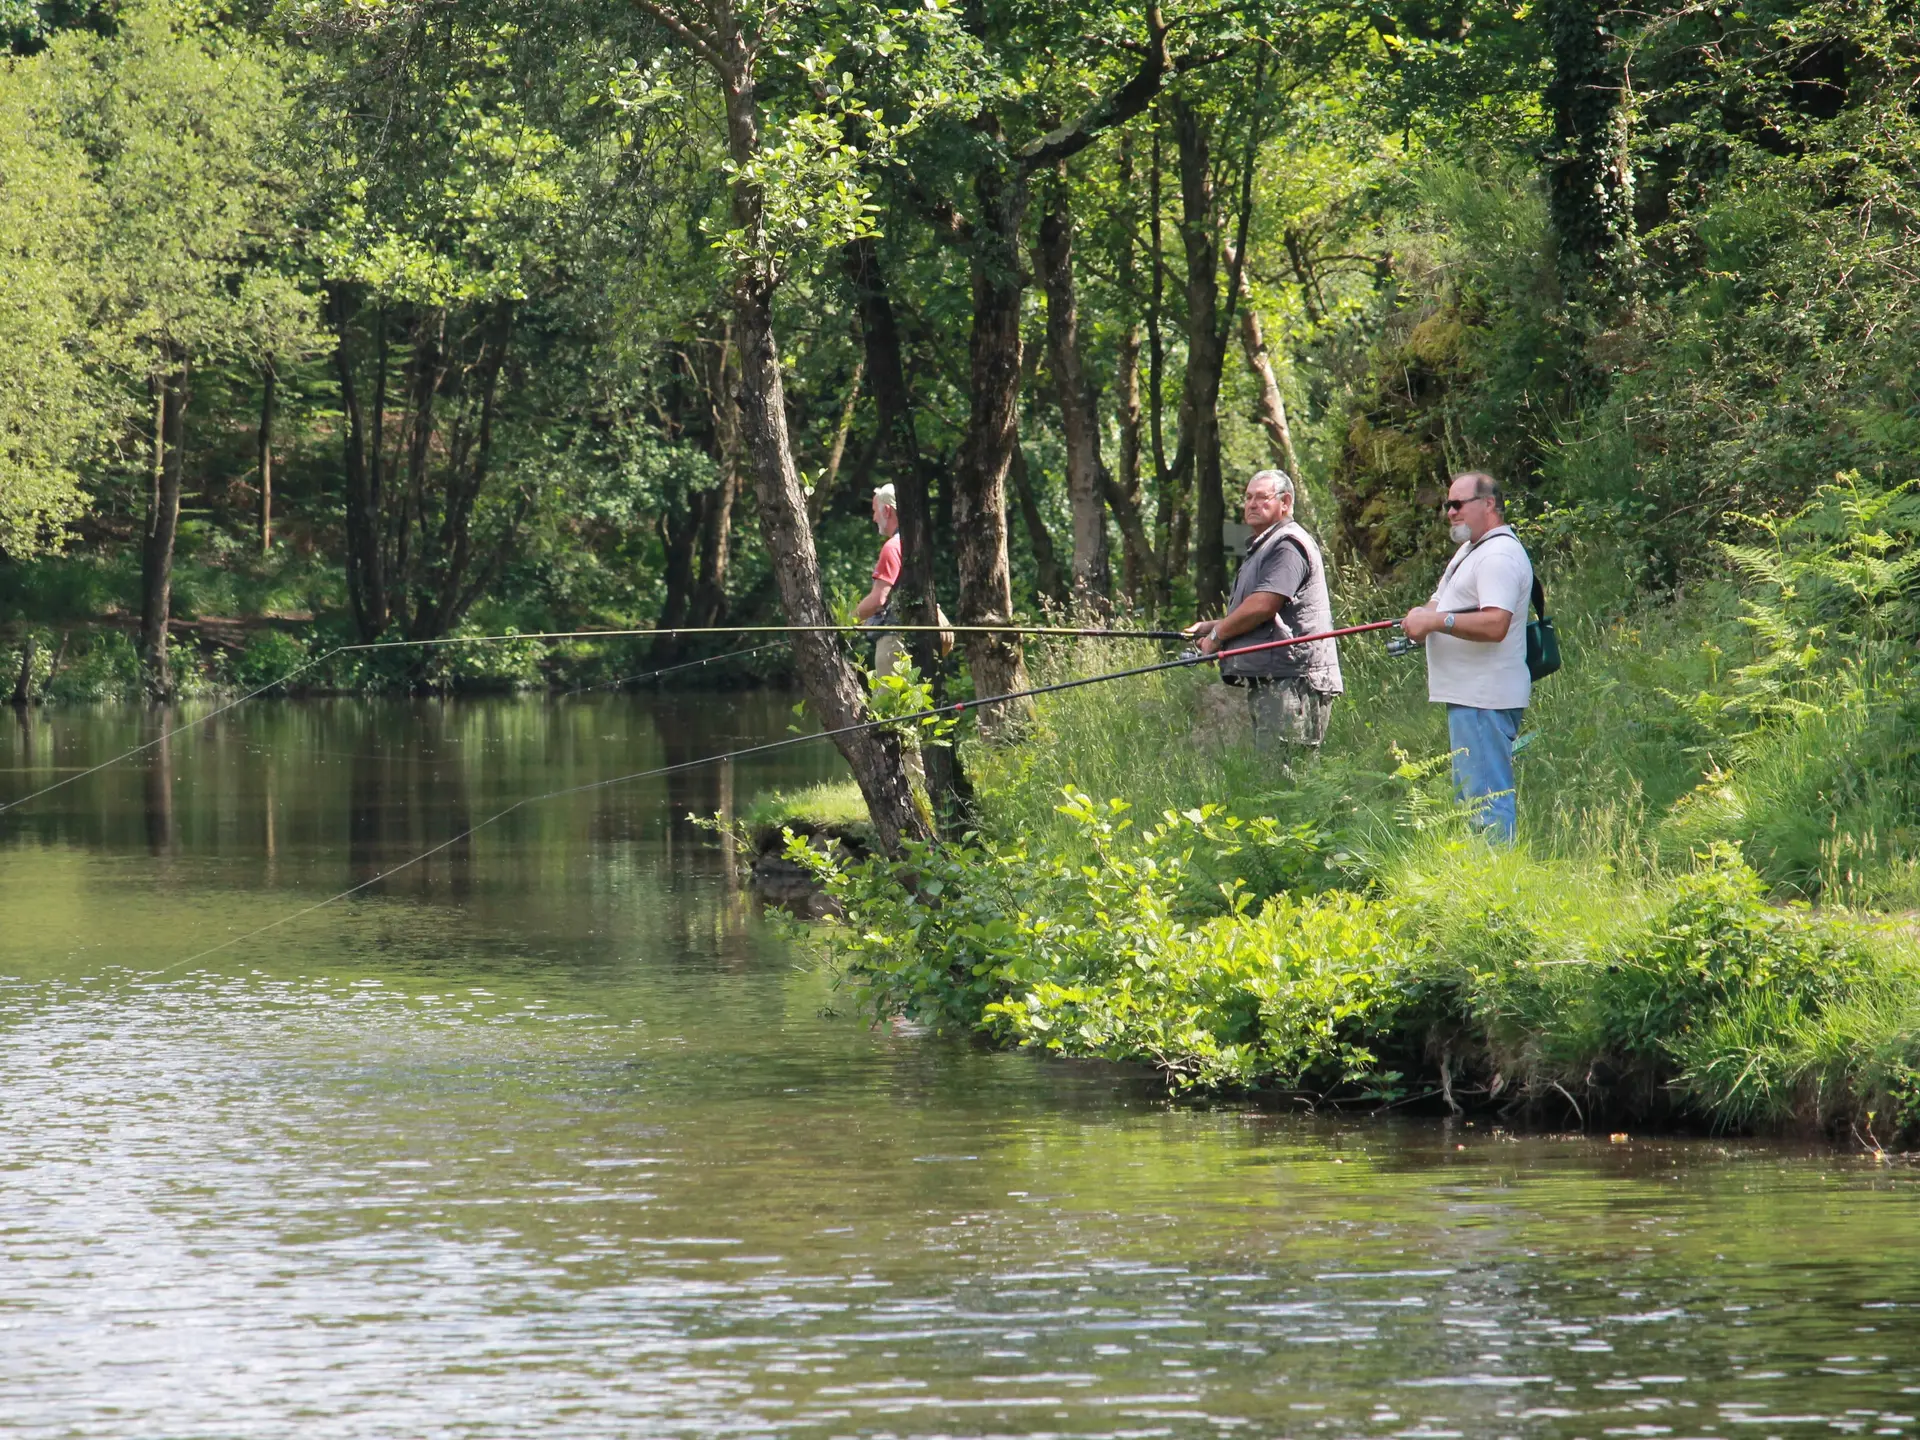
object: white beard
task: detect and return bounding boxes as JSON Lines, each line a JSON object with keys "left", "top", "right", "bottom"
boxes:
{"left": 1449, "top": 522, "right": 1472, "bottom": 544}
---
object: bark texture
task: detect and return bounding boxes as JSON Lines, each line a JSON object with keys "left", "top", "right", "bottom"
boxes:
{"left": 952, "top": 153, "right": 1033, "bottom": 722}
{"left": 258, "top": 359, "right": 275, "bottom": 555}
{"left": 140, "top": 357, "right": 188, "bottom": 700}
{"left": 1035, "top": 177, "right": 1111, "bottom": 605}
{"left": 1172, "top": 96, "right": 1228, "bottom": 613}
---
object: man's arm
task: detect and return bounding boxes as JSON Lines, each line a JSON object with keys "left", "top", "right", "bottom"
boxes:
{"left": 1198, "top": 539, "right": 1310, "bottom": 652}
{"left": 1198, "top": 592, "right": 1284, "bottom": 653}
{"left": 1402, "top": 605, "right": 1512, "bottom": 642}
{"left": 855, "top": 579, "right": 893, "bottom": 621}
{"left": 1404, "top": 547, "right": 1525, "bottom": 641}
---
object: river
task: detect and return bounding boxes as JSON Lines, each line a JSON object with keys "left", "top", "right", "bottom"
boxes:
{"left": 3, "top": 696, "right": 1919, "bottom": 1438}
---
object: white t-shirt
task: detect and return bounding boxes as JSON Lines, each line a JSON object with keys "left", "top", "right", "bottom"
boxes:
{"left": 1425, "top": 525, "right": 1533, "bottom": 710}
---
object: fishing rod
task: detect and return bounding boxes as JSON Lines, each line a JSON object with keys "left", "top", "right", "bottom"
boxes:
{"left": 0, "top": 620, "right": 1176, "bottom": 816}
{"left": 348, "top": 622, "right": 1188, "bottom": 652}
{"left": 143, "top": 617, "right": 1405, "bottom": 977}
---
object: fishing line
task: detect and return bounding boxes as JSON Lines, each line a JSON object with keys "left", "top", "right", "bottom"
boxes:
{"left": 0, "top": 645, "right": 350, "bottom": 816}
{"left": 586, "top": 639, "right": 786, "bottom": 693}
{"left": 0, "top": 621, "right": 1175, "bottom": 816}
{"left": 140, "top": 618, "right": 1401, "bottom": 978}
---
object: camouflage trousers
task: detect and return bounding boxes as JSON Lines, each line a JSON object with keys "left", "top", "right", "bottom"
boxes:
{"left": 1244, "top": 675, "right": 1335, "bottom": 750}
{"left": 872, "top": 631, "right": 925, "bottom": 789}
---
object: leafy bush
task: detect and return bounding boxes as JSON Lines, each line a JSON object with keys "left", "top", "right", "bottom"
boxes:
{"left": 985, "top": 888, "right": 1419, "bottom": 1094}
{"left": 43, "top": 629, "right": 139, "bottom": 701}
{"left": 227, "top": 630, "right": 311, "bottom": 692}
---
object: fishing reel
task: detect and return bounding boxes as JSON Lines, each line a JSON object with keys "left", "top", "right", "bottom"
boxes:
{"left": 1383, "top": 623, "right": 1421, "bottom": 659}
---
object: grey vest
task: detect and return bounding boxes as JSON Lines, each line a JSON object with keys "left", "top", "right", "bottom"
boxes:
{"left": 1221, "top": 520, "right": 1344, "bottom": 694}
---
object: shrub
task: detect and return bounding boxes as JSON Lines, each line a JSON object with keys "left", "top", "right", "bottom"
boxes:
{"left": 228, "top": 630, "right": 311, "bottom": 692}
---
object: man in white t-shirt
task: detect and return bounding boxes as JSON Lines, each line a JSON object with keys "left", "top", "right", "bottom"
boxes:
{"left": 1400, "top": 471, "right": 1533, "bottom": 841}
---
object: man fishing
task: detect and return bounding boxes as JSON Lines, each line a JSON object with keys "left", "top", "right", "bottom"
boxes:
{"left": 1185, "top": 469, "right": 1343, "bottom": 752}
{"left": 855, "top": 483, "right": 906, "bottom": 678}
{"left": 1401, "top": 469, "right": 1534, "bottom": 842}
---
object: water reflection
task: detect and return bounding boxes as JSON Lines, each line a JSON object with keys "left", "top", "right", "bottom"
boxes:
{"left": 143, "top": 717, "right": 173, "bottom": 855}
{"left": 3, "top": 697, "right": 1920, "bottom": 1438}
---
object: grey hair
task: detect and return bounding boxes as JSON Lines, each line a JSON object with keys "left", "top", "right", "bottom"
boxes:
{"left": 1454, "top": 470, "right": 1504, "bottom": 511}
{"left": 872, "top": 483, "right": 897, "bottom": 509}
{"left": 1248, "top": 468, "right": 1294, "bottom": 500}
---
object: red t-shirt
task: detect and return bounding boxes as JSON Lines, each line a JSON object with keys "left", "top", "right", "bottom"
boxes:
{"left": 873, "top": 533, "right": 902, "bottom": 587}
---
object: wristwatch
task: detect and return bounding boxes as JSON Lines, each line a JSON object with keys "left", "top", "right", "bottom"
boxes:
{"left": 1442, "top": 612, "right": 1456, "bottom": 631}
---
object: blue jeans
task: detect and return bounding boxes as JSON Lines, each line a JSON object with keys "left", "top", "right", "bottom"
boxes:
{"left": 1447, "top": 705, "right": 1525, "bottom": 842}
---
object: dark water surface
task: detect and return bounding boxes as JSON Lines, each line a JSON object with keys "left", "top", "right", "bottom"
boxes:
{"left": 5, "top": 697, "right": 1920, "bottom": 1439}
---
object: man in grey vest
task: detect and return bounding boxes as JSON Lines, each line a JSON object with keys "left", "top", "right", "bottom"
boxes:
{"left": 1185, "top": 469, "right": 1343, "bottom": 750}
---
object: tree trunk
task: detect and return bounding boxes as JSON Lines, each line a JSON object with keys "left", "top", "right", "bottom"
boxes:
{"left": 1008, "top": 443, "right": 1066, "bottom": 606}
{"left": 1172, "top": 97, "right": 1229, "bottom": 614}
{"left": 1221, "top": 247, "right": 1318, "bottom": 531}
{"left": 140, "top": 356, "right": 189, "bottom": 700}
{"left": 1110, "top": 137, "right": 1157, "bottom": 606}
{"left": 843, "top": 235, "right": 974, "bottom": 829}
{"left": 953, "top": 155, "right": 1033, "bottom": 723}
{"left": 1144, "top": 121, "right": 1185, "bottom": 608}
{"left": 809, "top": 347, "right": 863, "bottom": 527}
{"left": 11, "top": 635, "right": 35, "bottom": 706}
{"left": 330, "top": 289, "right": 389, "bottom": 641}
{"left": 258, "top": 358, "right": 276, "bottom": 556}
{"left": 693, "top": 327, "right": 740, "bottom": 628}
{"left": 1035, "top": 175, "right": 1111, "bottom": 607}
{"left": 1103, "top": 330, "right": 1158, "bottom": 604}
{"left": 394, "top": 307, "right": 446, "bottom": 619}
{"left": 420, "top": 304, "right": 512, "bottom": 639}
{"left": 657, "top": 502, "right": 700, "bottom": 639}
{"left": 1238, "top": 306, "right": 1320, "bottom": 525}
{"left": 1544, "top": 0, "right": 1622, "bottom": 278}
{"left": 712, "top": 52, "right": 928, "bottom": 853}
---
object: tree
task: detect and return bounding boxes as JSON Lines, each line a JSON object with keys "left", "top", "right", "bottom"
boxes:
{"left": 624, "top": 0, "right": 970, "bottom": 853}
{"left": 32, "top": 4, "right": 317, "bottom": 696}
{"left": 0, "top": 56, "right": 108, "bottom": 561}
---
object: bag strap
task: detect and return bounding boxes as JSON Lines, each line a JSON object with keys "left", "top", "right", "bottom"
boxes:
{"left": 1442, "top": 528, "right": 1548, "bottom": 619}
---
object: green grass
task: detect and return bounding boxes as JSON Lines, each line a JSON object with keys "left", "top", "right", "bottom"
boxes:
{"left": 739, "top": 779, "right": 872, "bottom": 839}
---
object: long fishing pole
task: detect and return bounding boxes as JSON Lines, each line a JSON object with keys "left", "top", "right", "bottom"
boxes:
{"left": 350, "top": 622, "right": 1188, "bottom": 651}
{"left": 142, "top": 618, "right": 1403, "bottom": 976}
{"left": 0, "top": 621, "right": 1176, "bottom": 816}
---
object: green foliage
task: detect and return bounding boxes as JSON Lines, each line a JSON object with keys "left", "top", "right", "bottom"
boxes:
{"left": 41, "top": 629, "right": 138, "bottom": 702}
{"left": 0, "top": 53, "right": 112, "bottom": 557}
{"left": 1657, "top": 475, "right": 1920, "bottom": 900}
{"left": 228, "top": 630, "right": 312, "bottom": 692}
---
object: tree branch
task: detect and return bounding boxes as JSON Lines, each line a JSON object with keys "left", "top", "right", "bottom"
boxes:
{"left": 1016, "top": 5, "right": 1174, "bottom": 173}
{"left": 631, "top": 0, "right": 724, "bottom": 73}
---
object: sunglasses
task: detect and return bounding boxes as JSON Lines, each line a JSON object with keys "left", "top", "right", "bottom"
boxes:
{"left": 1443, "top": 496, "right": 1488, "bottom": 514}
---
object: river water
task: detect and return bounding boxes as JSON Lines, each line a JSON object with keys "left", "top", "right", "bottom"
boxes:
{"left": 4, "top": 696, "right": 1920, "bottom": 1439}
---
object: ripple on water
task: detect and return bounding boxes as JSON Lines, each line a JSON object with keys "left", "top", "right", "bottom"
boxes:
{"left": 6, "top": 697, "right": 1920, "bottom": 1437}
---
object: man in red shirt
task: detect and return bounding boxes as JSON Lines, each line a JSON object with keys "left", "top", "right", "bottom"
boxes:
{"left": 856, "top": 483, "right": 902, "bottom": 623}
{"left": 857, "top": 484, "right": 906, "bottom": 677}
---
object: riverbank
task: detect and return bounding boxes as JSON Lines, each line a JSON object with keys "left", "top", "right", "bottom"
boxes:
{"left": 796, "top": 487, "right": 1920, "bottom": 1142}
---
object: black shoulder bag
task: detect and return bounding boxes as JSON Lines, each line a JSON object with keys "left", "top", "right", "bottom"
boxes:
{"left": 1525, "top": 572, "right": 1561, "bottom": 681}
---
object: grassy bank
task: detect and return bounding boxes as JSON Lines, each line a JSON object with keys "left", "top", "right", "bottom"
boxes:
{"left": 799, "top": 481, "right": 1920, "bottom": 1143}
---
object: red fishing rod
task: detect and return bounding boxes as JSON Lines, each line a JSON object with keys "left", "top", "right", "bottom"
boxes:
{"left": 944, "top": 619, "right": 1405, "bottom": 718}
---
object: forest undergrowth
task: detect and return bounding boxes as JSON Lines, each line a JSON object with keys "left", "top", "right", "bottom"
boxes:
{"left": 799, "top": 476, "right": 1920, "bottom": 1144}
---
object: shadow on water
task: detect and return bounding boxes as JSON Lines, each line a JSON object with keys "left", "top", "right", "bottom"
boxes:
{"left": 4, "top": 695, "right": 1920, "bottom": 1438}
